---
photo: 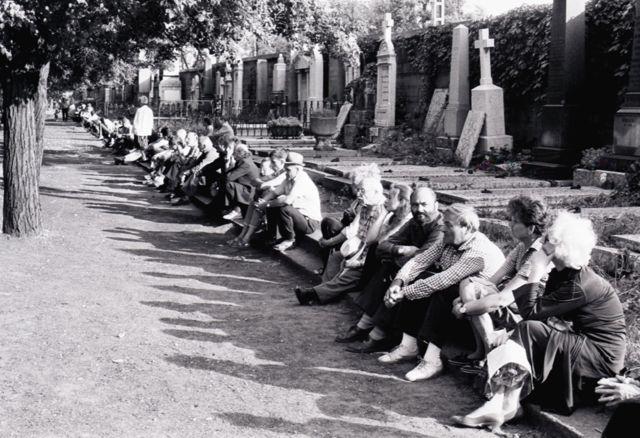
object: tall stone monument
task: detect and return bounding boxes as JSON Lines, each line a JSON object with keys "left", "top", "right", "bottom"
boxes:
{"left": 232, "top": 58, "right": 244, "bottom": 115}
{"left": 272, "top": 54, "right": 287, "bottom": 93}
{"left": 137, "top": 68, "right": 152, "bottom": 97}
{"left": 526, "top": 0, "right": 586, "bottom": 176}
{"left": 256, "top": 58, "right": 269, "bottom": 102}
{"left": 308, "top": 45, "right": 324, "bottom": 111}
{"left": 431, "top": 0, "right": 445, "bottom": 26}
{"left": 471, "top": 28, "right": 512, "bottom": 152}
{"left": 374, "top": 13, "right": 397, "bottom": 129}
{"left": 613, "top": 0, "right": 640, "bottom": 158}
{"left": 438, "top": 24, "right": 470, "bottom": 147}
{"left": 202, "top": 50, "right": 216, "bottom": 97}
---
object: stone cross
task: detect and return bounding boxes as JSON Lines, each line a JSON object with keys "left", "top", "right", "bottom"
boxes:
{"left": 383, "top": 13, "right": 394, "bottom": 42}
{"left": 474, "top": 29, "right": 495, "bottom": 86}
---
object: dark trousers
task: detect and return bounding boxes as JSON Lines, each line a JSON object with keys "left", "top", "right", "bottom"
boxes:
{"left": 603, "top": 399, "right": 640, "bottom": 438}
{"left": 320, "top": 216, "right": 344, "bottom": 267}
{"left": 395, "top": 283, "right": 472, "bottom": 349}
{"left": 354, "top": 259, "right": 399, "bottom": 330}
{"left": 266, "top": 205, "right": 318, "bottom": 240}
{"left": 61, "top": 108, "right": 69, "bottom": 121}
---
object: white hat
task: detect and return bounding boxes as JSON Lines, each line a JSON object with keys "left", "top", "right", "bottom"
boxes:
{"left": 284, "top": 152, "right": 304, "bottom": 167}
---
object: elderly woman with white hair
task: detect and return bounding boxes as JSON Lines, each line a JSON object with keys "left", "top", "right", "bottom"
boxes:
{"left": 295, "top": 176, "right": 389, "bottom": 305}
{"left": 219, "top": 143, "right": 260, "bottom": 220}
{"left": 452, "top": 211, "right": 626, "bottom": 431}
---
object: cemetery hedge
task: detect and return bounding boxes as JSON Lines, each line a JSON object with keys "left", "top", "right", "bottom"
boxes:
{"left": 359, "top": 0, "right": 636, "bottom": 149}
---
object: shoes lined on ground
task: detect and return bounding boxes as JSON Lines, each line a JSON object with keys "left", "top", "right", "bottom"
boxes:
{"left": 273, "top": 239, "right": 296, "bottom": 252}
{"left": 335, "top": 325, "right": 371, "bottom": 344}
{"left": 378, "top": 344, "right": 419, "bottom": 364}
{"left": 405, "top": 358, "right": 444, "bottom": 382}
{"left": 294, "top": 286, "right": 320, "bottom": 306}
{"left": 346, "top": 337, "right": 397, "bottom": 354}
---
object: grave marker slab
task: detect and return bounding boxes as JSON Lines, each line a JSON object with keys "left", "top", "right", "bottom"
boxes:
{"left": 374, "top": 13, "right": 397, "bottom": 128}
{"left": 423, "top": 88, "right": 448, "bottom": 135}
{"left": 443, "top": 25, "right": 470, "bottom": 139}
{"left": 332, "top": 103, "right": 353, "bottom": 139}
{"left": 454, "top": 111, "right": 485, "bottom": 167}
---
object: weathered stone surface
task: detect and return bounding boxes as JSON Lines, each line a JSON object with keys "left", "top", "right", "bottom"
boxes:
{"left": 256, "top": 59, "right": 269, "bottom": 102}
{"left": 454, "top": 110, "right": 485, "bottom": 167}
{"left": 580, "top": 206, "right": 640, "bottom": 219}
{"left": 573, "top": 169, "right": 628, "bottom": 189}
{"left": 612, "top": 234, "right": 640, "bottom": 253}
{"left": 423, "top": 89, "right": 448, "bottom": 135}
{"left": 333, "top": 103, "right": 353, "bottom": 139}
{"left": 272, "top": 54, "right": 287, "bottom": 93}
{"left": 349, "top": 110, "right": 374, "bottom": 125}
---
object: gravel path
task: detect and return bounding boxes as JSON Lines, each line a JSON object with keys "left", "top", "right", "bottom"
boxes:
{"left": 0, "top": 122, "right": 545, "bottom": 437}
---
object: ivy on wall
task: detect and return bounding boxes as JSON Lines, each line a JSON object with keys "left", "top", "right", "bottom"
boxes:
{"left": 358, "top": 0, "right": 637, "bottom": 148}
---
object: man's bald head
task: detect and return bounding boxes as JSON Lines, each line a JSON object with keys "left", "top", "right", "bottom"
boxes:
{"left": 410, "top": 186, "right": 438, "bottom": 224}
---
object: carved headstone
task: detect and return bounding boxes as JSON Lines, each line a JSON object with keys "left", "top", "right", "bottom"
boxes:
{"left": 471, "top": 28, "right": 512, "bottom": 152}
{"left": 455, "top": 111, "right": 486, "bottom": 167}
{"left": 374, "top": 13, "right": 397, "bottom": 128}
{"left": 332, "top": 102, "right": 353, "bottom": 139}
{"left": 423, "top": 88, "right": 448, "bottom": 135}
{"left": 613, "top": 0, "right": 640, "bottom": 156}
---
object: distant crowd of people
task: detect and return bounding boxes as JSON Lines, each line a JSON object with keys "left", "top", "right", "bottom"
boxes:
{"left": 72, "top": 97, "right": 636, "bottom": 435}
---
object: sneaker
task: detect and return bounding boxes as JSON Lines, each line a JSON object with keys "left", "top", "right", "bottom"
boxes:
{"left": 405, "top": 359, "right": 443, "bottom": 382}
{"left": 273, "top": 239, "right": 296, "bottom": 252}
{"left": 378, "top": 344, "right": 419, "bottom": 364}
{"left": 222, "top": 209, "right": 241, "bottom": 221}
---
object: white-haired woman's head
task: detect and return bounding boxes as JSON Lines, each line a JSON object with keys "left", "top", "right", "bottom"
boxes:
{"left": 545, "top": 211, "right": 597, "bottom": 269}
{"left": 358, "top": 177, "right": 386, "bottom": 206}
{"left": 185, "top": 132, "right": 198, "bottom": 148}
{"left": 350, "top": 163, "right": 381, "bottom": 188}
{"left": 176, "top": 129, "right": 187, "bottom": 141}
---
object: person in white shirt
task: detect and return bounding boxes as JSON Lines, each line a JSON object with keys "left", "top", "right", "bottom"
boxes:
{"left": 133, "top": 95, "right": 154, "bottom": 152}
{"left": 256, "top": 152, "right": 321, "bottom": 252}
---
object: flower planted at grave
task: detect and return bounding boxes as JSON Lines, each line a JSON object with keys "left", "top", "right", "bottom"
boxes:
{"left": 267, "top": 117, "right": 303, "bottom": 139}
{"left": 310, "top": 109, "right": 337, "bottom": 151}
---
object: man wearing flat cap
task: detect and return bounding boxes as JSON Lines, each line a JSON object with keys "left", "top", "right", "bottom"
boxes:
{"left": 255, "top": 152, "right": 322, "bottom": 251}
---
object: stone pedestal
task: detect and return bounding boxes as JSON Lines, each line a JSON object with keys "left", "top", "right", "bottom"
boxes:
{"left": 308, "top": 46, "right": 324, "bottom": 110}
{"left": 472, "top": 84, "right": 512, "bottom": 152}
{"left": 158, "top": 74, "right": 182, "bottom": 101}
{"left": 613, "top": 108, "right": 640, "bottom": 156}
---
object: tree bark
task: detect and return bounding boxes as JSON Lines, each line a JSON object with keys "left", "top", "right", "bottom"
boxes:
{"left": 2, "top": 69, "right": 44, "bottom": 236}
{"left": 34, "top": 62, "right": 50, "bottom": 178}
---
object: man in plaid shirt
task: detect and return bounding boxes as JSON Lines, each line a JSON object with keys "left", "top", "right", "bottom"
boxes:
{"left": 382, "top": 203, "right": 505, "bottom": 382}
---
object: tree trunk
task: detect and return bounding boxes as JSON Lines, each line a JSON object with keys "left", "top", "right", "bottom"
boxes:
{"left": 2, "top": 69, "right": 45, "bottom": 236}
{"left": 34, "top": 62, "right": 50, "bottom": 177}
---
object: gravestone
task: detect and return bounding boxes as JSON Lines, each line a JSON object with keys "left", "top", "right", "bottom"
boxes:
{"left": 328, "top": 58, "right": 345, "bottom": 100}
{"left": 256, "top": 59, "right": 269, "bottom": 102}
{"left": 374, "top": 13, "right": 397, "bottom": 129}
{"left": 232, "top": 59, "right": 244, "bottom": 115}
{"left": 439, "top": 25, "right": 470, "bottom": 146}
{"left": 613, "top": 0, "right": 640, "bottom": 158}
{"left": 138, "top": 68, "right": 152, "bottom": 96}
{"left": 423, "top": 88, "right": 448, "bottom": 135}
{"left": 273, "top": 54, "right": 287, "bottom": 93}
{"left": 431, "top": 0, "right": 445, "bottom": 26}
{"left": 471, "top": 28, "right": 512, "bottom": 153}
{"left": 202, "top": 50, "right": 216, "bottom": 97}
{"left": 332, "top": 102, "right": 353, "bottom": 139}
{"left": 214, "top": 70, "right": 222, "bottom": 97}
{"left": 158, "top": 60, "right": 182, "bottom": 102}
{"left": 525, "top": 0, "right": 586, "bottom": 177}
{"left": 455, "top": 110, "right": 486, "bottom": 167}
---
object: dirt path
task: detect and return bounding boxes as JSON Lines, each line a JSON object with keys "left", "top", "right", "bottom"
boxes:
{"left": 0, "top": 122, "right": 543, "bottom": 437}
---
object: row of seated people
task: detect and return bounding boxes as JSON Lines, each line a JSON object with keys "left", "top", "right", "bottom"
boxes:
{"left": 83, "top": 112, "right": 634, "bottom": 432}
{"left": 290, "top": 169, "right": 630, "bottom": 432}
{"left": 96, "top": 116, "right": 326, "bottom": 253}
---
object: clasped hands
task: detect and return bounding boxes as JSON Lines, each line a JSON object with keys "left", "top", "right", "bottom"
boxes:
{"left": 596, "top": 375, "right": 640, "bottom": 407}
{"left": 384, "top": 280, "right": 404, "bottom": 308}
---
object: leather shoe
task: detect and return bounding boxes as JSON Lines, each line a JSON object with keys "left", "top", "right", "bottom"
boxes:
{"left": 294, "top": 286, "right": 319, "bottom": 305}
{"left": 346, "top": 337, "right": 396, "bottom": 354}
{"left": 335, "top": 325, "right": 371, "bottom": 343}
